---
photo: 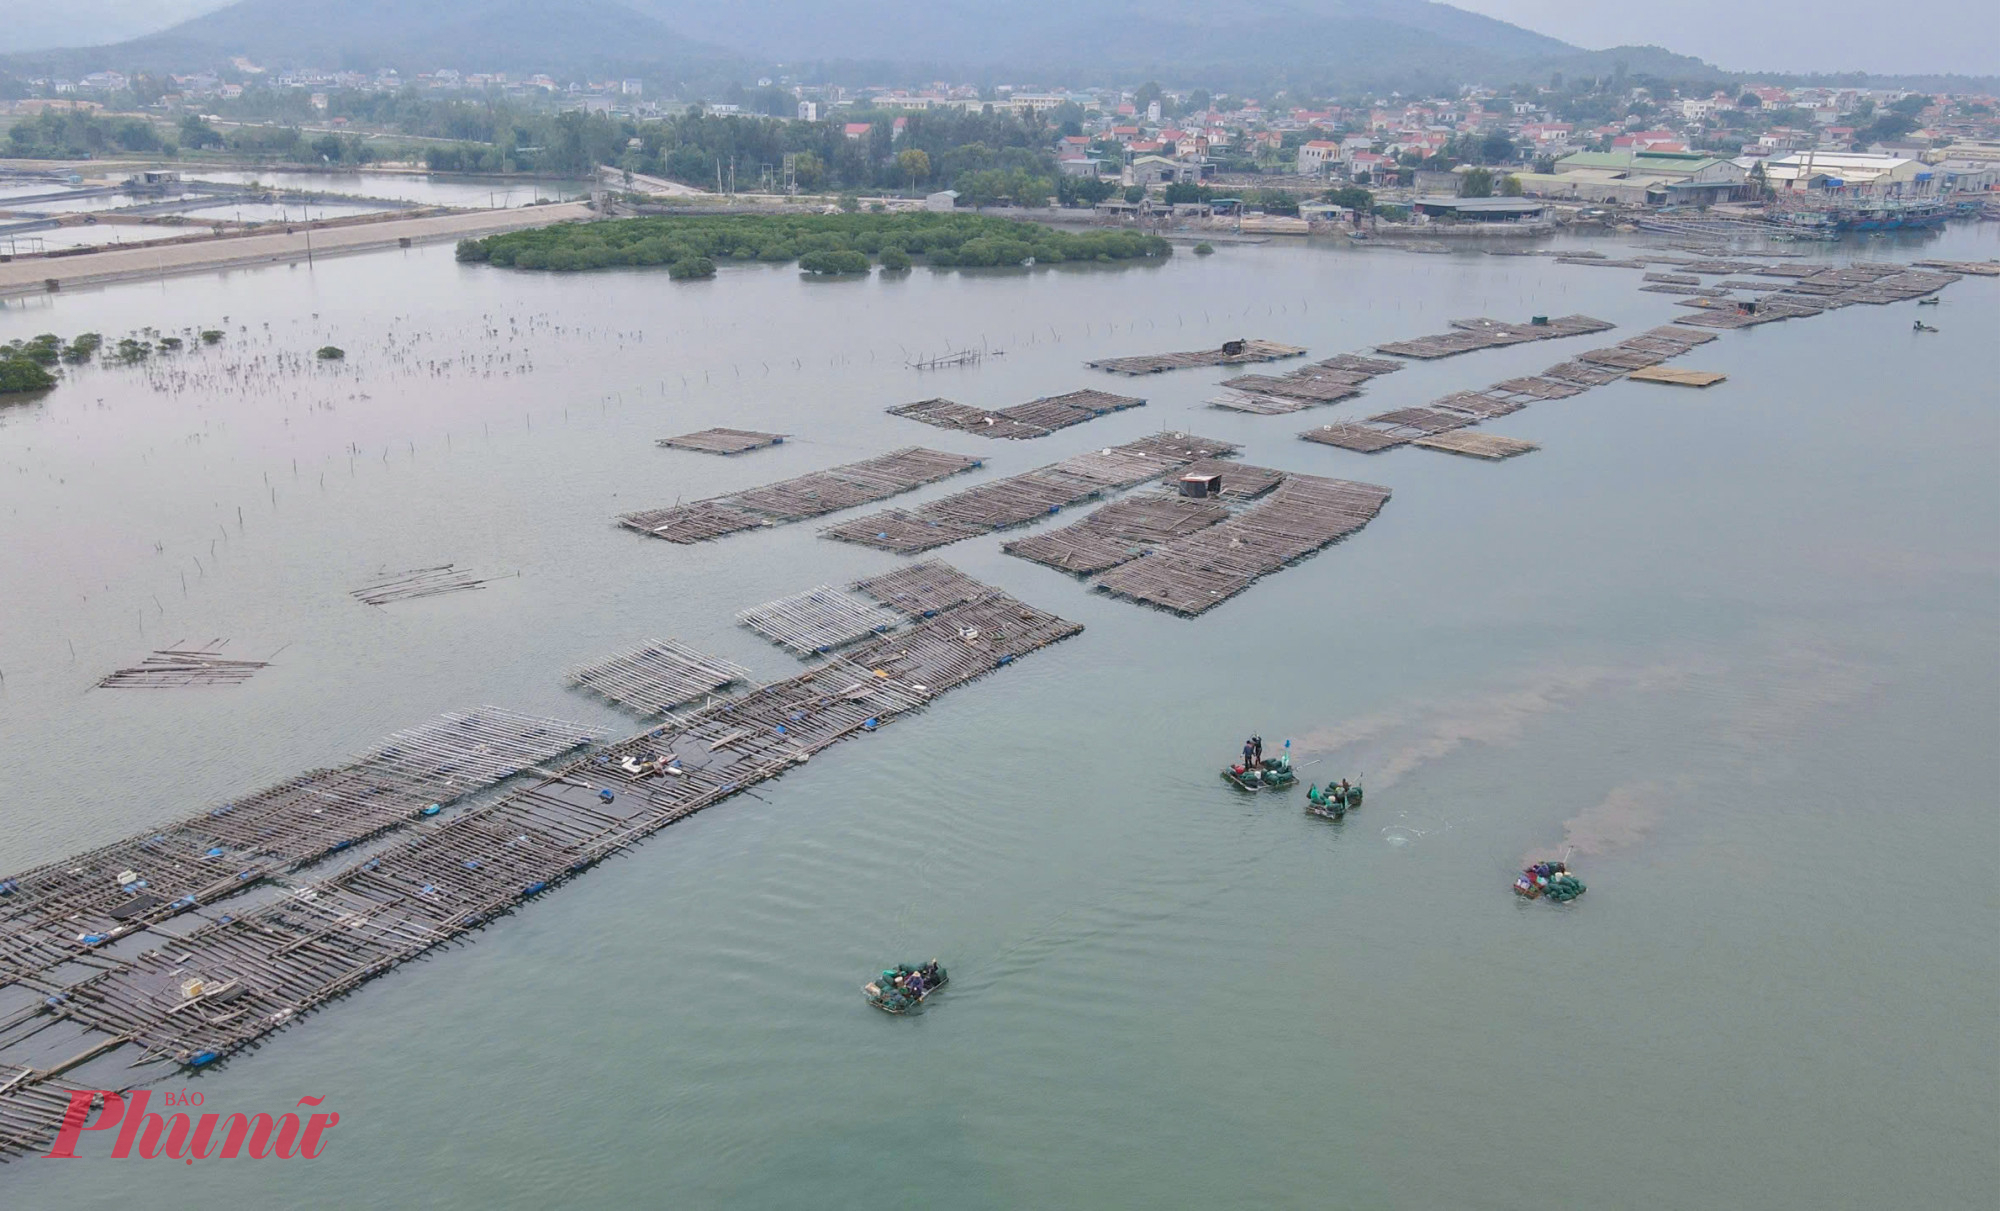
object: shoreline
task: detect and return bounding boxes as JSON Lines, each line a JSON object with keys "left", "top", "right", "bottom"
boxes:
{"left": 0, "top": 200, "right": 594, "bottom": 297}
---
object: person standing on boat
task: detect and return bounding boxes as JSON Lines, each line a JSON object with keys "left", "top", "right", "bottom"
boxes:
{"left": 1251, "top": 736, "right": 1264, "bottom": 767}
{"left": 1242, "top": 738, "right": 1256, "bottom": 770}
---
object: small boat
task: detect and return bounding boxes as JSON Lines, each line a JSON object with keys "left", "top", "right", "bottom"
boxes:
{"left": 1513, "top": 862, "right": 1585, "bottom": 902}
{"left": 1917, "top": 296, "right": 1940, "bottom": 306}
{"left": 1914, "top": 321, "right": 1939, "bottom": 332}
{"left": 1222, "top": 754, "right": 1297, "bottom": 791}
{"left": 864, "top": 960, "right": 947, "bottom": 1014}
{"left": 1304, "top": 780, "right": 1363, "bottom": 819}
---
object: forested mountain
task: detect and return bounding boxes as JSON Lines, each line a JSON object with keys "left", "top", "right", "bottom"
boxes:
{"left": 2, "top": 0, "right": 1734, "bottom": 93}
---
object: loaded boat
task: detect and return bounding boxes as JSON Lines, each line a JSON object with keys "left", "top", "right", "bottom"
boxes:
{"left": 1223, "top": 754, "right": 1297, "bottom": 791}
{"left": 864, "top": 960, "right": 947, "bottom": 1014}
{"left": 1304, "top": 779, "right": 1363, "bottom": 819}
{"left": 1513, "top": 861, "right": 1585, "bottom": 903}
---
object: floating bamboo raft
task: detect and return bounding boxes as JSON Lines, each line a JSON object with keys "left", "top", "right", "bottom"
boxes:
{"left": 0, "top": 573, "right": 1076, "bottom": 1092}
{"left": 1627, "top": 366, "right": 1727, "bottom": 387}
{"left": 822, "top": 432, "right": 1239, "bottom": 555}
{"left": 96, "top": 642, "right": 268, "bottom": 690}
{"left": 0, "top": 707, "right": 602, "bottom": 986}
{"left": 1412, "top": 432, "right": 1540, "bottom": 460}
{"left": 852, "top": 560, "right": 998, "bottom": 616}
{"left": 890, "top": 389, "right": 1145, "bottom": 439}
{"left": 1301, "top": 323, "right": 1725, "bottom": 455}
{"left": 1093, "top": 475, "right": 1392, "bottom": 615}
{"left": 737, "top": 586, "right": 902, "bottom": 655}
{"left": 1087, "top": 339, "right": 1306, "bottom": 376}
{"left": 656, "top": 428, "right": 786, "bottom": 455}
{"left": 619, "top": 447, "right": 982, "bottom": 543}
{"left": 1374, "top": 314, "right": 1613, "bottom": 360}
{"left": 0, "top": 1072, "right": 103, "bottom": 1161}
{"left": 1912, "top": 259, "right": 2000, "bottom": 276}
{"left": 1003, "top": 494, "right": 1231, "bottom": 574}
{"left": 351, "top": 564, "right": 499, "bottom": 607}
{"left": 567, "top": 639, "right": 752, "bottom": 715}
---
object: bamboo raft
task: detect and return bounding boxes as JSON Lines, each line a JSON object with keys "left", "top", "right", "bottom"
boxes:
{"left": 1301, "top": 324, "right": 1725, "bottom": 455}
{"left": 890, "top": 389, "right": 1145, "bottom": 439}
{"left": 1912, "top": 259, "right": 2000, "bottom": 276}
{"left": 1093, "top": 475, "right": 1392, "bottom": 615}
{"left": 618, "top": 447, "right": 983, "bottom": 543}
{"left": 1643, "top": 272, "right": 1701, "bottom": 285}
{"left": 96, "top": 642, "right": 269, "bottom": 690}
{"left": 1412, "top": 432, "right": 1540, "bottom": 460}
{"left": 821, "top": 432, "right": 1239, "bottom": 555}
{"left": 1627, "top": 366, "right": 1727, "bottom": 388}
{"left": 1373, "top": 314, "right": 1613, "bottom": 360}
{"left": 852, "top": 560, "right": 995, "bottom": 616}
{"left": 737, "top": 586, "right": 902, "bottom": 656}
{"left": 1003, "top": 494, "right": 1232, "bottom": 574}
{"left": 1086, "top": 339, "right": 1306, "bottom": 376}
{"left": 0, "top": 573, "right": 1077, "bottom": 1095}
{"left": 0, "top": 708, "right": 603, "bottom": 986}
{"left": 656, "top": 428, "right": 786, "bottom": 455}
{"left": 567, "top": 639, "right": 752, "bottom": 715}
{"left": 351, "top": 564, "right": 499, "bottom": 607}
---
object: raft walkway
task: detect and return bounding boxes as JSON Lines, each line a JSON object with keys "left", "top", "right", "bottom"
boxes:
{"left": 1302, "top": 325, "right": 1716, "bottom": 454}
{"left": 0, "top": 568, "right": 1076, "bottom": 1091}
{"left": 657, "top": 428, "right": 787, "bottom": 456}
{"left": 1208, "top": 353, "right": 1404, "bottom": 415}
{"left": 619, "top": 447, "right": 982, "bottom": 543}
{"left": 0, "top": 709, "right": 603, "bottom": 988}
{"left": 889, "top": 389, "right": 1145, "bottom": 440}
{"left": 820, "top": 432, "right": 1239, "bottom": 555}
{"left": 1372, "top": 314, "right": 1614, "bottom": 360}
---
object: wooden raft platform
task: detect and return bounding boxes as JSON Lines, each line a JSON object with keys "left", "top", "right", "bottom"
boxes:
{"left": 1206, "top": 349, "right": 1405, "bottom": 415}
{"left": 1301, "top": 324, "right": 1725, "bottom": 455}
{"left": 821, "top": 432, "right": 1240, "bottom": 555}
{"left": 1627, "top": 366, "right": 1727, "bottom": 388}
{"left": 1412, "top": 432, "right": 1540, "bottom": 460}
{"left": 852, "top": 560, "right": 994, "bottom": 616}
{"left": 657, "top": 428, "right": 786, "bottom": 455}
{"left": 0, "top": 708, "right": 603, "bottom": 985}
{"left": 1374, "top": 314, "right": 1613, "bottom": 359}
{"left": 1093, "top": 475, "right": 1392, "bottom": 615}
{"left": 567, "top": 639, "right": 752, "bottom": 715}
{"left": 890, "top": 389, "right": 1145, "bottom": 439}
{"left": 1087, "top": 339, "right": 1306, "bottom": 376}
{"left": 1004, "top": 494, "right": 1231, "bottom": 574}
{"left": 3, "top": 574, "right": 1077, "bottom": 1086}
{"left": 618, "top": 447, "right": 982, "bottom": 543}
{"left": 738, "top": 585, "right": 902, "bottom": 655}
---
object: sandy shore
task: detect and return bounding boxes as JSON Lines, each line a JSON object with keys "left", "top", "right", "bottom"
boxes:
{"left": 0, "top": 201, "right": 594, "bottom": 296}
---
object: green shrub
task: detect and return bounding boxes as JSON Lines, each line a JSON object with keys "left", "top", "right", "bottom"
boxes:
{"left": 1194, "top": 242, "right": 1215, "bottom": 255}
{"left": 200, "top": 329, "right": 223, "bottom": 345}
{"left": 62, "top": 333, "right": 101, "bottom": 363}
{"left": 0, "top": 357, "right": 55, "bottom": 394}
{"left": 315, "top": 345, "right": 345, "bottom": 360}
{"left": 668, "top": 256, "right": 716, "bottom": 280}
{"left": 799, "top": 249, "right": 872, "bottom": 275}
{"left": 877, "top": 246, "right": 913, "bottom": 272}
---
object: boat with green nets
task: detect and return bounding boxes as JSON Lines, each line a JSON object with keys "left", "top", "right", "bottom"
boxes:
{"left": 1304, "top": 780, "right": 1362, "bottom": 818}
{"left": 1513, "top": 862, "right": 1585, "bottom": 903}
{"left": 1222, "top": 754, "right": 1297, "bottom": 791}
{"left": 864, "top": 960, "right": 947, "bottom": 1014}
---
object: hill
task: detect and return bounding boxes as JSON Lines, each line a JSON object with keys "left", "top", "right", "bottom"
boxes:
{"left": 0, "top": 0, "right": 1800, "bottom": 95}
{"left": 8, "top": 0, "right": 723, "bottom": 77}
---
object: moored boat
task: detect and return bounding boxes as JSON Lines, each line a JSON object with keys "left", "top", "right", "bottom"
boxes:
{"left": 1304, "top": 779, "right": 1362, "bottom": 818}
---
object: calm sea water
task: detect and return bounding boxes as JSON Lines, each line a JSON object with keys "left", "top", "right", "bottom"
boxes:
{"left": 1, "top": 223, "right": 1994, "bottom": 1208}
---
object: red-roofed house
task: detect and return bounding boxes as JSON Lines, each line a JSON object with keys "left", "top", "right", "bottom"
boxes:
{"left": 843, "top": 122, "right": 872, "bottom": 140}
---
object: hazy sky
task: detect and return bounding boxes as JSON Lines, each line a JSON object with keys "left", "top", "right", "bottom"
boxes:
{"left": 1451, "top": 0, "right": 1998, "bottom": 77}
